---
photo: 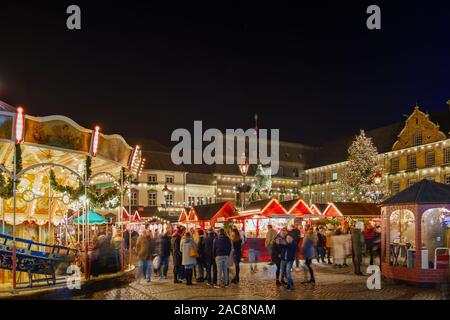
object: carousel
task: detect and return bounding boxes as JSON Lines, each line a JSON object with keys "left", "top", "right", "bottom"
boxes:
{"left": 0, "top": 101, "right": 142, "bottom": 290}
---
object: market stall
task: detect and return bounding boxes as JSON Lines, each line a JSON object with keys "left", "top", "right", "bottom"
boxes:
{"left": 381, "top": 179, "right": 450, "bottom": 284}
{"left": 229, "top": 198, "right": 293, "bottom": 261}
{"left": 185, "top": 201, "right": 236, "bottom": 230}
{"left": 322, "top": 202, "right": 381, "bottom": 226}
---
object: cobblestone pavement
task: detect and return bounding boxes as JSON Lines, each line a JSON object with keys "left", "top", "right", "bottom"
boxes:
{"left": 79, "top": 262, "right": 444, "bottom": 300}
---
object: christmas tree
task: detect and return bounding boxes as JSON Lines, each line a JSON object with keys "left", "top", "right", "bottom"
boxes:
{"left": 337, "top": 130, "right": 385, "bottom": 202}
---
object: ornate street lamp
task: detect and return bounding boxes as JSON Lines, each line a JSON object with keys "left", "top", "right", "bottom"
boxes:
{"left": 373, "top": 172, "right": 383, "bottom": 203}
{"left": 238, "top": 153, "right": 249, "bottom": 209}
{"left": 162, "top": 183, "right": 171, "bottom": 209}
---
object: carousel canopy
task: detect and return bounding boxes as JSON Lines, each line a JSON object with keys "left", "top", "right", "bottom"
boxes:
{"left": 72, "top": 210, "right": 108, "bottom": 225}
{"left": 381, "top": 179, "right": 450, "bottom": 206}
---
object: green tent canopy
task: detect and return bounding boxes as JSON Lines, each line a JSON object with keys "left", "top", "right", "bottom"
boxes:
{"left": 72, "top": 210, "right": 108, "bottom": 225}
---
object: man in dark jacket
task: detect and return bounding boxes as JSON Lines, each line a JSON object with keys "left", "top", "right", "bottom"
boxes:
{"left": 280, "top": 235, "right": 298, "bottom": 290}
{"left": 155, "top": 231, "right": 171, "bottom": 279}
{"left": 352, "top": 222, "right": 365, "bottom": 275}
{"left": 171, "top": 228, "right": 182, "bottom": 283}
{"left": 288, "top": 225, "right": 301, "bottom": 270}
{"left": 213, "top": 229, "right": 232, "bottom": 288}
{"left": 203, "top": 229, "right": 217, "bottom": 286}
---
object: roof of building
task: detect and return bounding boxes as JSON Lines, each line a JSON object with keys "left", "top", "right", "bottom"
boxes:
{"left": 381, "top": 179, "right": 450, "bottom": 205}
{"left": 191, "top": 201, "right": 235, "bottom": 221}
{"left": 143, "top": 150, "right": 186, "bottom": 172}
{"left": 325, "top": 202, "right": 381, "bottom": 217}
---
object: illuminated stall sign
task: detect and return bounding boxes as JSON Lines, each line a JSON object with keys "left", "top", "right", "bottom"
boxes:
{"left": 97, "top": 133, "right": 133, "bottom": 167}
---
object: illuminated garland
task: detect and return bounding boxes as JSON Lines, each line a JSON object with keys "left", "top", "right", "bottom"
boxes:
{"left": 0, "top": 144, "right": 23, "bottom": 199}
{"left": 50, "top": 156, "right": 122, "bottom": 209}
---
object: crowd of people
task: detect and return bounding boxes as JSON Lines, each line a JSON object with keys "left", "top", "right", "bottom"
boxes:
{"left": 263, "top": 221, "right": 382, "bottom": 290}
{"left": 130, "top": 219, "right": 381, "bottom": 290}
{"left": 135, "top": 225, "right": 244, "bottom": 288}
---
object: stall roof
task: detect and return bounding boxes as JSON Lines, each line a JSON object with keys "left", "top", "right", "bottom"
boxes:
{"left": 280, "top": 199, "right": 313, "bottom": 216}
{"left": 310, "top": 203, "right": 328, "bottom": 215}
{"left": 240, "top": 198, "right": 288, "bottom": 216}
{"left": 190, "top": 201, "right": 236, "bottom": 221}
{"left": 323, "top": 202, "right": 381, "bottom": 217}
{"left": 381, "top": 179, "right": 450, "bottom": 206}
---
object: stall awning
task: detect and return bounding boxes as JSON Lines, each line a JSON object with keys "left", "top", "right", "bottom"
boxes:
{"left": 239, "top": 198, "right": 288, "bottom": 218}
{"left": 280, "top": 199, "right": 313, "bottom": 217}
{"left": 72, "top": 210, "right": 109, "bottom": 225}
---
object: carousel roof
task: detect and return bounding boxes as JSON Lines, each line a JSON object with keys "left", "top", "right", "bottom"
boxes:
{"left": 381, "top": 179, "right": 450, "bottom": 206}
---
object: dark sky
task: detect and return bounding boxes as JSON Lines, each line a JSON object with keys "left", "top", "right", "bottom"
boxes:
{"left": 0, "top": 1, "right": 449, "bottom": 148}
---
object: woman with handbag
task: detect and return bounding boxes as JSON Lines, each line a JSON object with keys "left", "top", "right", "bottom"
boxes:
{"left": 180, "top": 232, "right": 198, "bottom": 285}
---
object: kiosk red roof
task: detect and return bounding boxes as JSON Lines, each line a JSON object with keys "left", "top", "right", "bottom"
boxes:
{"left": 280, "top": 199, "right": 313, "bottom": 216}
{"left": 188, "top": 201, "right": 236, "bottom": 223}
{"left": 239, "top": 199, "right": 288, "bottom": 218}
{"left": 323, "top": 202, "right": 381, "bottom": 218}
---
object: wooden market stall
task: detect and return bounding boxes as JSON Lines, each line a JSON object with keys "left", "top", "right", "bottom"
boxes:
{"left": 185, "top": 201, "right": 236, "bottom": 230}
{"left": 229, "top": 198, "right": 294, "bottom": 261}
{"left": 322, "top": 202, "right": 381, "bottom": 225}
{"left": 381, "top": 180, "right": 450, "bottom": 284}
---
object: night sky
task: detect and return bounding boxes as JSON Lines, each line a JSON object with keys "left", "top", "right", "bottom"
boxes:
{"left": 0, "top": 1, "right": 449, "bottom": 148}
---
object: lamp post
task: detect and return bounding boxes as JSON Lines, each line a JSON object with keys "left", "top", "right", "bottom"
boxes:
{"left": 238, "top": 153, "right": 249, "bottom": 209}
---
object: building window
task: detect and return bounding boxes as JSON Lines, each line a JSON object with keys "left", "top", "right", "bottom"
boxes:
{"left": 425, "top": 151, "right": 435, "bottom": 167}
{"left": 165, "top": 175, "right": 174, "bottom": 184}
{"left": 131, "top": 190, "right": 139, "bottom": 206}
{"left": 311, "top": 193, "right": 318, "bottom": 203}
{"left": 148, "top": 191, "right": 157, "bottom": 206}
{"left": 196, "top": 197, "right": 204, "bottom": 205}
{"left": 319, "top": 172, "right": 325, "bottom": 183}
{"left": 413, "top": 133, "right": 422, "bottom": 146}
{"left": 407, "top": 154, "right": 416, "bottom": 170}
{"left": 391, "top": 158, "right": 399, "bottom": 172}
{"left": 147, "top": 174, "right": 157, "bottom": 183}
{"left": 331, "top": 171, "right": 338, "bottom": 181}
{"left": 278, "top": 167, "right": 284, "bottom": 177}
{"left": 165, "top": 193, "right": 174, "bottom": 206}
{"left": 407, "top": 179, "right": 417, "bottom": 187}
{"left": 303, "top": 174, "right": 309, "bottom": 185}
{"left": 444, "top": 148, "right": 450, "bottom": 164}
{"left": 319, "top": 192, "right": 326, "bottom": 203}
{"left": 391, "top": 181, "right": 400, "bottom": 194}
{"left": 311, "top": 173, "right": 317, "bottom": 184}
{"left": 188, "top": 196, "right": 196, "bottom": 206}
{"left": 445, "top": 175, "right": 450, "bottom": 185}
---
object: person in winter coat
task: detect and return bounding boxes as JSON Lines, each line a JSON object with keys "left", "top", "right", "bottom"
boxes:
{"left": 288, "top": 224, "right": 301, "bottom": 270}
{"left": 325, "top": 226, "right": 335, "bottom": 264}
{"left": 171, "top": 228, "right": 182, "bottom": 283}
{"left": 352, "top": 222, "right": 365, "bottom": 275}
{"left": 231, "top": 228, "right": 242, "bottom": 284}
{"left": 203, "top": 229, "right": 217, "bottom": 286}
{"left": 342, "top": 227, "right": 352, "bottom": 267}
{"left": 193, "top": 228, "right": 205, "bottom": 282}
{"left": 280, "top": 235, "right": 298, "bottom": 290}
{"left": 155, "top": 231, "right": 171, "bottom": 279}
{"left": 332, "top": 228, "right": 346, "bottom": 268}
{"left": 316, "top": 226, "right": 326, "bottom": 263}
{"left": 213, "top": 228, "right": 232, "bottom": 288}
{"left": 302, "top": 229, "right": 317, "bottom": 284}
{"left": 271, "top": 237, "right": 284, "bottom": 285}
{"left": 265, "top": 225, "right": 278, "bottom": 265}
{"left": 363, "top": 223, "right": 376, "bottom": 265}
{"left": 135, "top": 230, "right": 151, "bottom": 283}
{"left": 180, "top": 232, "right": 198, "bottom": 285}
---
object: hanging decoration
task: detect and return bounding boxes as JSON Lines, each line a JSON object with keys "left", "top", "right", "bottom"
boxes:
{"left": 0, "top": 144, "right": 23, "bottom": 199}
{"left": 50, "top": 155, "right": 121, "bottom": 209}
